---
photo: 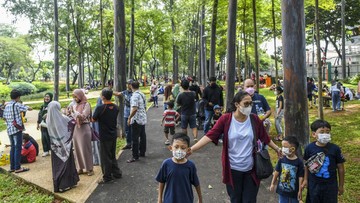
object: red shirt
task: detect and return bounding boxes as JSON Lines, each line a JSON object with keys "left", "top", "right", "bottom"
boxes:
{"left": 21, "top": 141, "right": 36, "bottom": 163}
{"left": 205, "top": 113, "right": 270, "bottom": 187}
{"left": 163, "top": 109, "right": 179, "bottom": 127}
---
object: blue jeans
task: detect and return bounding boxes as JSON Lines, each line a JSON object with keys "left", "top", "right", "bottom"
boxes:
{"left": 9, "top": 131, "right": 23, "bottom": 170}
{"left": 124, "top": 117, "right": 132, "bottom": 146}
{"left": 279, "top": 195, "right": 298, "bottom": 203}
{"left": 204, "top": 109, "right": 214, "bottom": 134}
{"left": 152, "top": 96, "right": 158, "bottom": 107}
{"left": 275, "top": 111, "right": 284, "bottom": 135}
{"left": 331, "top": 91, "right": 340, "bottom": 111}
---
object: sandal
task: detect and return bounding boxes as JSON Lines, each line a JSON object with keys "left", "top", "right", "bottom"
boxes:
{"left": 8, "top": 169, "right": 15, "bottom": 173}
{"left": 87, "top": 171, "right": 94, "bottom": 176}
{"left": 126, "top": 157, "right": 138, "bottom": 163}
{"left": 97, "top": 178, "right": 113, "bottom": 184}
{"left": 15, "top": 167, "right": 30, "bottom": 173}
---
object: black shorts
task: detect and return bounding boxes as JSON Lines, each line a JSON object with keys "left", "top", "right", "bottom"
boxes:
{"left": 164, "top": 126, "right": 175, "bottom": 135}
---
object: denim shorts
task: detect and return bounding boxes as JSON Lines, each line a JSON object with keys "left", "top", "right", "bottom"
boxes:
{"left": 181, "top": 114, "right": 197, "bottom": 129}
{"left": 164, "top": 126, "right": 175, "bottom": 135}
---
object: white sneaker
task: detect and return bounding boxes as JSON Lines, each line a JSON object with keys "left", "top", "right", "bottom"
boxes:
{"left": 219, "top": 139, "right": 223, "bottom": 144}
{"left": 164, "top": 140, "right": 170, "bottom": 145}
{"left": 42, "top": 152, "right": 49, "bottom": 157}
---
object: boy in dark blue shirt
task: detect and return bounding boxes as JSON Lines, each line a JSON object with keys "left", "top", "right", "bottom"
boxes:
{"left": 302, "top": 120, "right": 345, "bottom": 203}
{"left": 156, "top": 133, "right": 202, "bottom": 203}
{"left": 270, "top": 136, "right": 304, "bottom": 203}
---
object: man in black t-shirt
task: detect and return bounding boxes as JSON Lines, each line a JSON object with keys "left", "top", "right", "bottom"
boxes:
{"left": 176, "top": 80, "right": 198, "bottom": 142}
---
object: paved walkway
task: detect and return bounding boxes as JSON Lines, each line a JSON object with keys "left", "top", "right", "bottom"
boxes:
{"left": 86, "top": 97, "right": 278, "bottom": 203}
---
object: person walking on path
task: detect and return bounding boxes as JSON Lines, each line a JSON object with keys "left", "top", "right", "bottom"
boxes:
{"left": 163, "top": 84, "right": 173, "bottom": 110}
{"left": 150, "top": 80, "right": 159, "bottom": 108}
{"left": 3, "top": 89, "right": 32, "bottom": 173}
{"left": 274, "top": 86, "right": 284, "bottom": 141}
{"left": 156, "top": 133, "right": 202, "bottom": 203}
{"left": 69, "top": 89, "right": 94, "bottom": 175}
{"left": 114, "top": 79, "right": 133, "bottom": 150}
{"left": 47, "top": 101, "right": 79, "bottom": 193}
{"left": 244, "top": 78, "right": 272, "bottom": 134}
{"left": 127, "top": 81, "right": 147, "bottom": 163}
{"left": 161, "top": 101, "right": 180, "bottom": 145}
{"left": 36, "top": 92, "right": 53, "bottom": 157}
{"left": 176, "top": 80, "right": 199, "bottom": 142}
{"left": 92, "top": 88, "right": 122, "bottom": 183}
{"left": 189, "top": 91, "right": 281, "bottom": 203}
{"left": 202, "top": 76, "right": 223, "bottom": 134}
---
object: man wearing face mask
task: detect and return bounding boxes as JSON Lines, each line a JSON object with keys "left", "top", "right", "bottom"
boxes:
{"left": 243, "top": 79, "right": 272, "bottom": 134}
{"left": 202, "top": 76, "right": 224, "bottom": 134}
{"left": 302, "top": 119, "right": 345, "bottom": 203}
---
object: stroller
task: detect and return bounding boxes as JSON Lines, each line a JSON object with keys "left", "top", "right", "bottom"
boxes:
{"left": 197, "top": 99, "right": 207, "bottom": 130}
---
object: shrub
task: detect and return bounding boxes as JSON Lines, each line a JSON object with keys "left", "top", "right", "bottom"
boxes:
{"left": 59, "top": 84, "right": 77, "bottom": 92}
{"left": 0, "top": 83, "right": 11, "bottom": 98}
{"left": 349, "top": 74, "right": 360, "bottom": 85}
{"left": 8, "top": 82, "right": 37, "bottom": 96}
{"left": 32, "top": 81, "right": 53, "bottom": 93}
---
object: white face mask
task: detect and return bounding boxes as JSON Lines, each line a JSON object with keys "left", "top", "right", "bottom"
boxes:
{"left": 274, "top": 91, "right": 278, "bottom": 95}
{"left": 240, "top": 106, "right": 252, "bottom": 116}
{"left": 317, "top": 133, "right": 331, "bottom": 144}
{"left": 173, "top": 149, "right": 187, "bottom": 160}
{"left": 282, "top": 147, "right": 292, "bottom": 156}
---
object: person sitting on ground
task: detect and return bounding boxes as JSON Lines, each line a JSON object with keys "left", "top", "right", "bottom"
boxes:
{"left": 156, "top": 133, "right": 202, "bottom": 203}
{"left": 20, "top": 133, "right": 37, "bottom": 163}
{"left": 161, "top": 101, "right": 180, "bottom": 145}
{"left": 23, "top": 133, "right": 39, "bottom": 156}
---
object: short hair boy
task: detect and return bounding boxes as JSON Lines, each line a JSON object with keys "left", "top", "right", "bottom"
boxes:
{"left": 270, "top": 136, "right": 304, "bottom": 202}
{"left": 21, "top": 133, "right": 37, "bottom": 163}
{"left": 161, "top": 101, "right": 180, "bottom": 145}
{"left": 156, "top": 133, "right": 202, "bottom": 203}
{"left": 303, "top": 119, "right": 345, "bottom": 203}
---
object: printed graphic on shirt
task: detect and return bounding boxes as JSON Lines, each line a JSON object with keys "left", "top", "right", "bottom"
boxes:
{"left": 315, "top": 156, "right": 330, "bottom": 178}
{"left": 279, "top": 163, "right": 298, "bottom": 193}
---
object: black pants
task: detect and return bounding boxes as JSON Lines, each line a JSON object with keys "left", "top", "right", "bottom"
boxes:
{"left": 41, "top": 127, "right": 51, "bottom": 152}
{"left": 226, "top": 169, "right": 259, "bottom": 203}
{"left": 99, "top": 137, "right": 122, "bottom": 181}
{"left": 131, "top": 122, "right": 146, "bottom": 159}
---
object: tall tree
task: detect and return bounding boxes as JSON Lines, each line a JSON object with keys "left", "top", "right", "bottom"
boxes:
{"left": 169, "top": 0, "right": 178, "bottom": 83}
{"left": 315, "top": 0, "right": 324, "bottom": 119}
{"left": 53, "top": 0, "right": 59, "bottom": 101}
{"left": 114, "top": 0, "right": 126, "bottom": 136}
{"left": 128, "top": 0, "right": 135, "bottom": 80}
{"left": 226, "top": 0, "right": 237, "bottom": 108}
{"left": 209, "top": 0, "right": 218, "bottom": 78}
{"left": 200, "top": 1, "right": 206, "bottom": 86}
{"left": 272, "top": 0, "right": 279, "bottom": 85}
{"left": 252, "top": 0, "right": 260, "bottom": 91}
{"left": 281, "top": 0, "right": 309, "bottom": 150}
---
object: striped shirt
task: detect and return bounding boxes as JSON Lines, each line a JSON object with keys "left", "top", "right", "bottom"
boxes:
{"left": 163, "top": 109, "right": 179, "bottom": 127}
{"left": 3, "top": 100, "right": 29, "bottom": 135}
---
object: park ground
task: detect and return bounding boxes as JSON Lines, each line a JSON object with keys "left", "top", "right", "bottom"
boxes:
{"left": 0, "top": 85, "right": 360, "bottom": 202}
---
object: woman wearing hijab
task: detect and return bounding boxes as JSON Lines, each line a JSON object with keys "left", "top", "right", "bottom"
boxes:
{"left": 69, "top": 89, "right": 94, "bottom": 176}
{"left": 37, "top": 92, "right": 53, "bottom": 157}
{"left": 47, "top": 101, "right": 79, "bottom": 192}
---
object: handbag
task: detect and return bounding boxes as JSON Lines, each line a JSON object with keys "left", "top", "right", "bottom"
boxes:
{"left": 12, "top": 103, "right": 24, "bottom": 131}
{"left": 40, "top": 120, "right": 47, "bottom": 128}
{"left": 250, "top": 114, "right": 273, "bottom": 179}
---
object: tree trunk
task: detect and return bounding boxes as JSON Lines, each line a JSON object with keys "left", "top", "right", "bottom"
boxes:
{"left": 242, "top": 2, "right": 248, "bottom": 79}
{"left": 209, "top": 0, "right": 218, "bottom": 78}
{"left": 200, "top": 2, "right": 206, "bottom": 86}
{"left": 225, "top": 0, "right": 237, "bottom": 109}
{"left": 170, "top": 0, "right": 178, "bottom": 83}
{"left": 128, "top": 0, "right": 135, "bottom": 80}
{"left": 341, "top": 0, "right": 346, "bottom": 79}
{"left": 100, "top": 0, "right": 104, "bottom": 88}
{"left": 272, "top": 0, "right": 279, "bottom": 85}
{"left": 252, "top": 0, "right": 260, "bottom": 91}
{"left": 315, "top": 0, "right": 324, "bottom": 119}
{"left": 114, "top": 0, "right": 126, "bottom": 137}
{"left": 53, "top": 0, "right": 59, "bottom": 101}
{"left": 66, "top": 31, "right": 71, "bottom": 98}
{"left": 281, "top": 0, "right": 309, "bottom": 150}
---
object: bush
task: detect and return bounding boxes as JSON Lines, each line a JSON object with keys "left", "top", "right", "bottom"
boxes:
{"left": 349, "top": 74, "right": 360, "bottom": 85}
{"left": 32, "top": 81, "right": 53, "bottom": 93}
{"left": 8, "top": 82, "right": 37, "bottom": 96}
{"left": 59, "top": 84, "right": 77, "bottom": 92}
{"left": 0, "top": 83, "right": 11, "bottom": 98}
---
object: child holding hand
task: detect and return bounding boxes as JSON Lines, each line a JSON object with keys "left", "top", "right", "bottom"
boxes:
{"left": 270, "top": 136, "right": 304, "bottom": 203}
{"left": 156, "top": 133, "right": 202, "bottom": 203}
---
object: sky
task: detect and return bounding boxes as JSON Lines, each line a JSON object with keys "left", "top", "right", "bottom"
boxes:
{"left": 0, "top": 4, "right": 31, "bottom": 34}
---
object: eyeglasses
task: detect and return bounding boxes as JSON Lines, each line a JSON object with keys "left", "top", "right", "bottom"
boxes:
{"left": 242, "top": 102, "right": 253, "bottom": 107}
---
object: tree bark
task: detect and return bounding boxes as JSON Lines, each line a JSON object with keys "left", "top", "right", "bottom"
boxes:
{"left": 272, "top": 0, "right": 279, "bottom": 85}
{"left": 53, "top": 0, "right": 59, "bottom": 101}
{"left": 225, "top": 0, "right": 237, "bottom": 109}
{"left": 209, "top": 0, "right": 218, "bottom": 78}
{"left": 114, "top": 0, "right": 126, "bottom": 137}
{"left": 66, "top": 31, "right": 71, "bottom": 98}
{"left": 281, "top": 0, "right": 309, "bottom": 150}
{"left": 170, "top": 0, "right": 178, "bottom": 83}
{"left": 252, "top": 0, "right": 260, "bottom": 91}
{"left": 128, "top": 0, "right": 135, "bottom": 80}
{"left": 200, "top": 2, "right": 206, "bottom": 86}
{"left": 315, "top": 0, "right": 324, "bottom": 119}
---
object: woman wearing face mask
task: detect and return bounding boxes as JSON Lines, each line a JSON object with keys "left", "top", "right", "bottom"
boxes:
{"left": 190, "top": 91, "right": 281, "bottom": 203}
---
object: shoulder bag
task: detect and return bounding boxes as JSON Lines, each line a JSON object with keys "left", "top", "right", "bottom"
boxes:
{"left": 250, "top": 114, "right": 273, "bottom": 179}
{"left": 12, "top": 103, "right": 24, "bottom": 131}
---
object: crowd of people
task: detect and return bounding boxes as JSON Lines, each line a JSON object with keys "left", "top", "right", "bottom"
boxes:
{"left": 0, "top": 76, "right": 349, "bottom": 203}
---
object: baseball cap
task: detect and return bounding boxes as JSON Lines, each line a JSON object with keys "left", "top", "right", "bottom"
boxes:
{"left": 213, "top": 105, "right": 221, "bottom": 110}
{"left": 127, "top": 79, "right": 134, "bottom": 84}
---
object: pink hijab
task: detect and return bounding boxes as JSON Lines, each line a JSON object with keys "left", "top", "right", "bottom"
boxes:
{"left": 73, "top": 89, "right": 88, "bottom": 113}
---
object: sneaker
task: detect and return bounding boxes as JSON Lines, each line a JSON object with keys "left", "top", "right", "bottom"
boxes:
{"left": 218, "top": 139, "right": 223, "bottom": 144}
{"left": 164, "top": 140, "right": 170, "bottom": 145}
{"left": 194, "top": 138, "right": 198, "bottom": 143}
{"left": 42, "top": 152, "right": 50, "bottom": 157}
{"left": 87, "top": 170, "right": 94, "bottom": 176}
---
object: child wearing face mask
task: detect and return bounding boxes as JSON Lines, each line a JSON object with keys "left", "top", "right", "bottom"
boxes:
{"left": 302, "top": 119, "right": 345, "bottom": 203}
{"left": 156, "top": 133, "right": 202, "bottom": 203}
{"left": 270, "top": 136, "right": 304, "bottom": 203}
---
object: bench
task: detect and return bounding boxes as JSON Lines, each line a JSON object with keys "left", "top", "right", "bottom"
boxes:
{"left": 313, "top": 94, "right": 347, "bottom": 110}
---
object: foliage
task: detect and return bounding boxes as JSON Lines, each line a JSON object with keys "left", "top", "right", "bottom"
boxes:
{"left": 31, "top": 81, "right": 53, "bottom": 93}
{"left": 0, "top": 83, "right": 11, "bottom": 98}
{"left": 348, "top": 74, "right": 360, "bottom": 85}
{"left": 8, "top": 82, "right": 37, "bottom": 96}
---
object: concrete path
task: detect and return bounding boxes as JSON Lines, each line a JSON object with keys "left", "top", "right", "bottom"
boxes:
{"left": 86, "top": 97, "right": 279, "bottom": 203}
